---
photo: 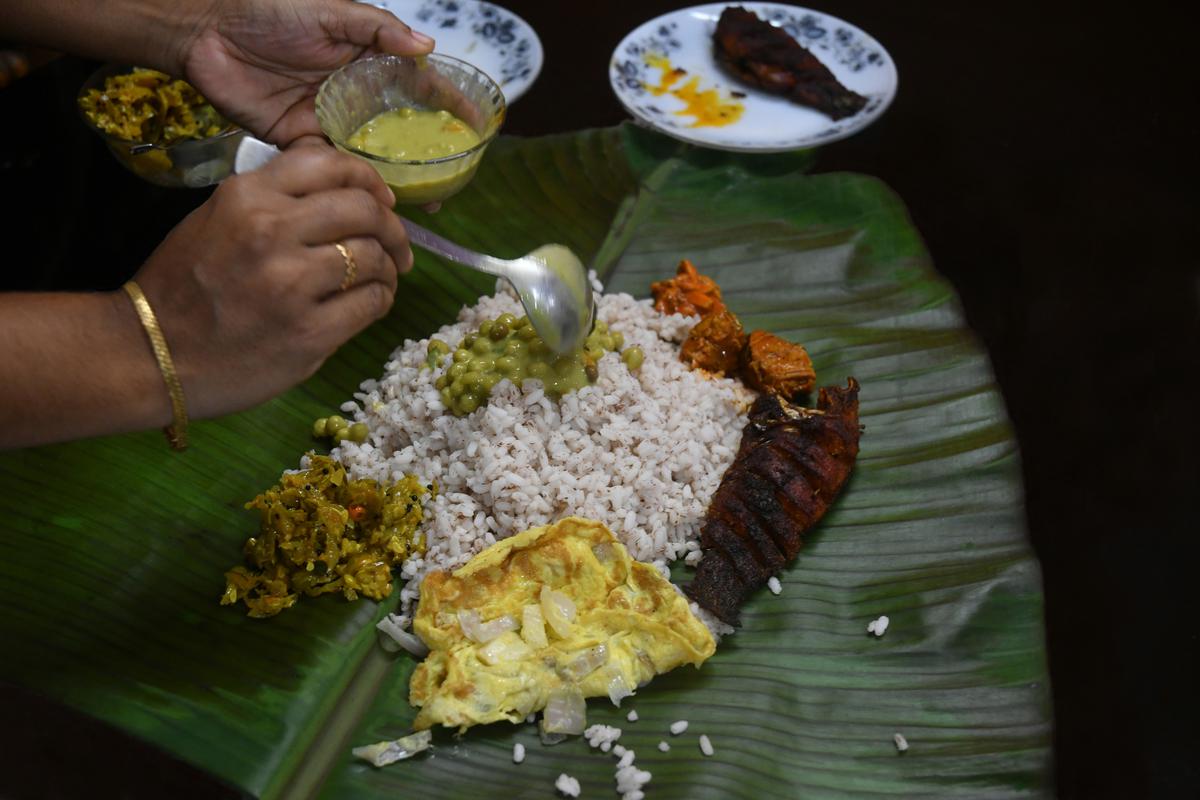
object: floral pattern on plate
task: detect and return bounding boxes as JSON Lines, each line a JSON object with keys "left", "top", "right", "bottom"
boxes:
{"left": 365, "top": 0, "right": 543, "bottom": 102}
{"left": 609, "top": 3, "right": 897, "bottom": 152}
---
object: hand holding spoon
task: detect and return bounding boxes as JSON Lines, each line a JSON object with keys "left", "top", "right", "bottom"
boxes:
{"left": 233, "top": 135, "right": 595, "bottom": 354}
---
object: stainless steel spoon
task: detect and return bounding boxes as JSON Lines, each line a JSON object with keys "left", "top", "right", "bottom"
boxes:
{"left": 234, "top": 136, "right": 595, "bottom": 354}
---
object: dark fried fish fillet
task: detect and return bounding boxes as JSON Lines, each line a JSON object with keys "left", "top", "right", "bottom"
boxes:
{"left": 686, "top": 379, "right": 861, "bottom": 624}
{"left": 713, "top": 6, "right": 868, "bottom": 121}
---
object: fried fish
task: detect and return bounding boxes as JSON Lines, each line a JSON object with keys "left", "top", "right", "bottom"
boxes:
{"left": 713, "top": 6, "right": 868, "bottom": 121}
{"left": 686, "top": 379, "right": 861, "bottom": 624}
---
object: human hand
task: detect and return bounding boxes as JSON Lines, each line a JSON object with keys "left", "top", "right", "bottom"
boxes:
{"left": 132, "top": 146, "right": 410, "bottom": 419}
{"left": 180, "top": 0, "right": 434, "bottom": 146}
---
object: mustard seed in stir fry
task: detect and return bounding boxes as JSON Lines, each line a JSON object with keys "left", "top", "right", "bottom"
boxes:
{"left": 221, "top": 455, "right": 433, "bottom": 617}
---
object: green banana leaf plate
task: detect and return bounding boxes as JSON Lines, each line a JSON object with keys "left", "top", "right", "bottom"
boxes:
{"left": 0, "top": 124, "right": 1052, "bottom": 799}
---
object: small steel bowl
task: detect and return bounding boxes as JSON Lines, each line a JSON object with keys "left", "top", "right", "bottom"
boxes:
{"left": 78, "top": 64, "right": 245, "bottom": 188}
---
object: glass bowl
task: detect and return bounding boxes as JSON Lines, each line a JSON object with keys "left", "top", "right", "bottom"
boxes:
{"left": 315, "top": 54, "right": 506, "bottom": 205}
{"left": 77, "top": 63, "right": 245, "bottom": 188}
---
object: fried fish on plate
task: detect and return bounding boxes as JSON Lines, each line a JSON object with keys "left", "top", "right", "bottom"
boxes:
{"left": 713, "top": 6, "right": 868, "bottom": 121}
{"left": 686, "top": 379, "right": 862, "bottom": 624}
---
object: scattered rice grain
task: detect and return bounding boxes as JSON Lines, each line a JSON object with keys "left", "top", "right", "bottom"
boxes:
{"left": 555, "top": 773, "right": 581, "bottom": 797}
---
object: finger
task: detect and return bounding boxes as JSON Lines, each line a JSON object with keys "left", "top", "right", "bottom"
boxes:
{"left": 312, "top": 236, "right": 399, "bottom": 298}
{"left": 334, "top": 4, "right": 436, "bottom": 56}
{"left": 256, "top": 146, "right": 395, "bottom": 208}
{"left": 414, "top": 69, "right": 489, "bottom": 131}
{"left": 290, "top": 133, "right": 329, "bottom": 150}
{"left": 420, "top": 201, "right": 442, "bottom": 214}
{"left": 292, "top": 188, "right": 413, "bottom": 274}
{"left": 312, "top": 279, "right": 398, "bottom": 353}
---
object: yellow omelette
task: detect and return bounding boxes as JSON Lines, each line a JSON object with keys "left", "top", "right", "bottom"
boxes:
{"left": 409, "top": 517, "right": 715, "bottom": 732}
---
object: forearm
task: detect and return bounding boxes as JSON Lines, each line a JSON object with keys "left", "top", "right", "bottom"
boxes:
{"left": 0, "top": 291, "right": 174, "bottom": 449}
{"left": 1, "top": 0, "right": 211, "bottom": 75}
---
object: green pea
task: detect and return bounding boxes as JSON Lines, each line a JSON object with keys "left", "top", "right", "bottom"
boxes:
{"left": 447, "top": 362, "right": 468, "bottom": 380}
{"left": 610, "top": 331, "right": 624, "bottom": 350}
{"left": 504, "top": 339, "right": 526, "bottom": 356}
{"left": 451, "top": 378, "right": 465, "bottom": 394}
{"left": 513, "top": 315, "right": 529, "bottom": 329}
{"left": 489, "top": 322, "right": 509, "bottom": 341}
{"left": 435, "top": 375, "right": 448, "bottom": 390}
{"left": 332, "top": 426, "right": 351, "bottom": 443}
{"left": 463, "top": 371, "right": 483, "bottom": 390}
{"left": 349, "top": 423, "right": 369, "bottom": 443}
{"left": 517, "top": 324, "right": 538, "bottom": 340}
{"left": 622, "top": 346, "right": 645, "bottom": 371}
{"left": 529, "top": 339, "right": 549, "bottom": 356}
{"left": 459, "top": 392, "right": 480, "bottom": 414}
{"left": 472, "top": 337, "right": 492, "bottom": 355}
{"left": 440, "top": 387, "right": 453, "bottom": 407}
{"left": 312, "top": 417, "right": 329, "bottom": 437}
{"left": 497, "top": 313, "right": 518, "bottom": 328}
{"left": 596, "top": 335, "right": 615, "bottom": 351}
{"left": 528, "top": 362, "right": 552, "bottom": 380}
{"left": 463, "top": 333, "right": 478, "bottom": 348}
{"left": 479, "top": 320, "right": 494, "bottom": 337}
{"left": 326, "top": 415, "right": 347, "bottom": 432}
{"left": 594, "top": 320, "right": 608, "bottom": 334}
{"left": 471, "top": 357, "right": 495, "bottom": 373}
{"left": 453, "top": 348, "right": 472, "bottom": 363}
{"left": 482, "top": 374, "right": 501, "bottom": 391}
{"left": 427, "top": 339, "right": 450, "bottom": 356}
{"left": 496, "top": 356, "right": 518, "bottom": 374}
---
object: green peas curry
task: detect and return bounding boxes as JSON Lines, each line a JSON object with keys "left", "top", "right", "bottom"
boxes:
{"left": 429, "top": 313, "right": 644, "bottom": 416}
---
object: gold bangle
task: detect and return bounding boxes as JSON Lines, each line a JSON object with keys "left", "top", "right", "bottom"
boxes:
{"left": 122, "top": 280, "right": 188, "bottom": 451}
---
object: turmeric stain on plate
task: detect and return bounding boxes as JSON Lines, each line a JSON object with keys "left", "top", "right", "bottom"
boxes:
{"left": 643, "top": 54, "right": 744, "bottom": 128}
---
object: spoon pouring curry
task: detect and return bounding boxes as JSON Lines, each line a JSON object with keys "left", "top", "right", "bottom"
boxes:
{"left": 233, "top": 135, "right": 595, "bottom": 355}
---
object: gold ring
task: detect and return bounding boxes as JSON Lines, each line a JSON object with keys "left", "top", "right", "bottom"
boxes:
{"left": 335, "top": 241, "right": 357, "bottom": 291}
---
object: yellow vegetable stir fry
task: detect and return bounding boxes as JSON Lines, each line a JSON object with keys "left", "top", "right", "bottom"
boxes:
{"left": 79, "top": 68, "right": 228, "bottom": 143}
{"left": 221, "top": 455, "right": 433, "bottom": 618}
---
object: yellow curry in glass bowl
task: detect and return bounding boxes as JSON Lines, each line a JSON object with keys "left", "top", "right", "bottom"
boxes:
{"left": 316, "top": 54, "right": 506, "bottom": 205}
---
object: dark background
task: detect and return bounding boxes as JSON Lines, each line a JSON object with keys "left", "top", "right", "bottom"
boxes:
{"left": 2, "top": 1, "right": 1197, "bottom": 798}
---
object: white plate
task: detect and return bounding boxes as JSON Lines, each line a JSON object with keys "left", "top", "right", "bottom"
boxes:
{"left": 609, "top": 3, "right": 897, "bottom": 152}
{"left": 365, "top": 0, "right": 543, "bottom": 103}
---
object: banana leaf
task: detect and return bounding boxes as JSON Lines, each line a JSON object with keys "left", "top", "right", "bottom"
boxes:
{"left": 0, "top": 125, "right": 1051, "bottom": 799}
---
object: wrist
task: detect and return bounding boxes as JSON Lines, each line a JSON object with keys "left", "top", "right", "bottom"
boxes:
{"left": 106, "top": 287, "right": 176, "bottom": 431}
{"left": 126, "top": 0, "right": 220, "bottom": 76}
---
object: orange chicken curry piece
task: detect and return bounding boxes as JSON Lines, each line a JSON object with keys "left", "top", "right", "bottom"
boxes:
{"left": 651, "top": 259, "right": 726, "bottom": 318}
{"left": 680, "top": 308, "right": 747, "bottom": 376}
{"left": 739, "top": 330, "right": 816, "bottom": 398}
